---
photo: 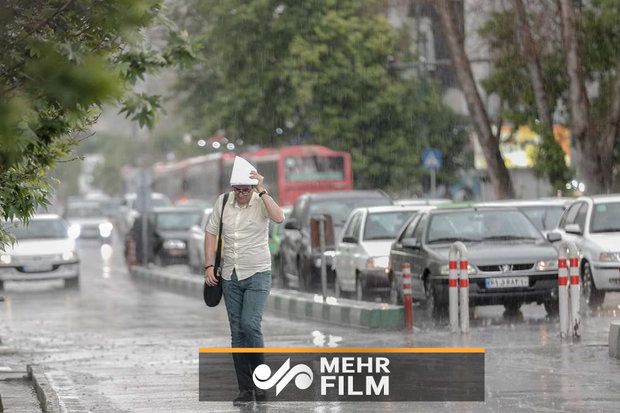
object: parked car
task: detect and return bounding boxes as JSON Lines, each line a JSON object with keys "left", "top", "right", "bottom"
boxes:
{"left": 478, "top": 198, "right": 571, "bottom": 234}
{"left": 270, "top": 207, "right": 292, "bottom": 278}
{"left": 150, "top": 207, "right": 203, "bottom": 266}
{"left": 552, "top": 194, "right": 620, "bottom": 309}
{"left": 279, "top": 190, "right": 392, "bottom": 290}
{"left": 187, "top": 208, "right": 213, "bottom": 274}
{"left": 63, "top": 202, "right": 114, "bottom": 241}
{"left": 334, "top": 205, "right": 428, "bottom": 300}
{"left": 118, "top": 192, "right": 172, "bottom": 238}
{"left": 0, "top": 215, "right": 80, "bottom": 289}
{"left": 388, "top": 207, "right": 561, "bottom": 318}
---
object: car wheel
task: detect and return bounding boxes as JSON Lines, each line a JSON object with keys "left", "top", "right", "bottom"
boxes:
{"left": 64, "top": 276, "right": 80, "bottom": 289}
{"left": 279, "top": 255, "right": 288, "bottom": 288}
{"left": 355, "top": 275, "right": 365, "bottom": 301}
{"left": 582, "top": 261, "right": 605, "bottom": 309}
{"left": 389, "top": 275, "right": 402, "bottom": 305}
{"left": 503, "top": 301, "right": 522, "bottom": 313}
{"left": 544, "top": 300, "right": 559, "bottom": 318}
{"left": 424, "top": 276, "right": 440, "bottom": 319}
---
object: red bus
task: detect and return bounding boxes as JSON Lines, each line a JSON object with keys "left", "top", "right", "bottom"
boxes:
{"left": 152, "top": 145, "right": 353, "bottom": 206}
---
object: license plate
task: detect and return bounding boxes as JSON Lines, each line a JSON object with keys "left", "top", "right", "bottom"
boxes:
{"left": 485, "top": 277, "right": 528, "bottom": 289}
{"left": 23, "top": 264, "right": 53, "bottom": 273}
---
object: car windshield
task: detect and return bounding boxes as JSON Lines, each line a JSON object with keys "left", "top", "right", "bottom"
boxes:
{"left": 65, "top": 206, "right": 106, "bottom": 218}
{"left": 590, "top": 202, "right": 620, "bottom": 233}
{"left": 4, "top": 219, "right": 68, "bottom": 240}
{"left": 364, "top": 211, "right": 416, "bottom": 240}
{"left": 156, "top": 212, "right": 202, "bottom": 231}
{"left": 427, "top": 210, "right": 542, "bottom": 244}
{"left": 309, "top": 198, "right": 390, "bottom": 226}
{"left": 520, "top": 206, "right": 565, "bottom": 231}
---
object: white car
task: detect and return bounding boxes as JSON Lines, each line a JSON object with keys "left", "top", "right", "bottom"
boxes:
{"left": 554, "top": 195, "right": 620, "bottom": 308}
{"left": 0, "top": 215, "right": 80, "bottom": 289}
{"left": 334, "top": 205, "right": 432, "bottom": 300}
{"left": 63, "top": 202, "right": 114, "bottom": 240}
{"left": 187, "top": 208, "right": 213, "bottom": 274}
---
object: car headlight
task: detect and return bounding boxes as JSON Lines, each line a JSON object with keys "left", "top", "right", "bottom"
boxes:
{"left": 163, "top": 239, "right": 186, "bottom": 249}
{"left": 536, "top": 260, "right": 559, "bottom": 271}
{"left": 600, "top": 252, "right": 620, "bottom": 262}
{"left": 98, "top": 222, "right": 113, "bottom": 237}
{"left": 68, "top": 224, "right": 81, "bottom": 239}
{"left": 0, "top": 254, "right": 11, "bottom": 265}
{"left": 440, "top": 263, "right": 477, "bottom": 275}
{"left": 62, "top": 250, "right": 77, "bottom": 261}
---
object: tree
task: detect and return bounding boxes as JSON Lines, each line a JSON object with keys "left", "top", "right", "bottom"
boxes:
{"left": 176, "top": 0, "right": 471, "bottom": 194}
{"left": 434, "top": 0, "right": 515, "bottom": 199}
{"left": 559, "top": 0, "right": 620, "bottom": 194}
{"left": 0, "top": 0, "right": 196, "bottom": 247}
{"left": 480, "top": 0, "right": 620, "bottom": 194}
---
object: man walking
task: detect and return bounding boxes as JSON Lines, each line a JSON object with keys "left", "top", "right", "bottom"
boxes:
{"left": 204, "top": 156, "right": 284, "bottom": 405}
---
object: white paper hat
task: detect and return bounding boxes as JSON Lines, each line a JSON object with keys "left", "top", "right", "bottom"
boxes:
{"left": 230, "top": 156, "right": 259, "bottom": 186}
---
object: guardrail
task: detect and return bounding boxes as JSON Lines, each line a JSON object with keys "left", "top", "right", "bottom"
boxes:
{"left": 449, "top": 241, "right": 469, "bottom": 333}
{"left": 558, "top": 241, "right": 580, "bottom": 339}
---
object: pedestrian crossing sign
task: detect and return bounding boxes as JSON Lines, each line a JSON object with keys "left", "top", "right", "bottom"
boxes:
{"left": 422, "top": 149, "right": 442, "bottom": 170}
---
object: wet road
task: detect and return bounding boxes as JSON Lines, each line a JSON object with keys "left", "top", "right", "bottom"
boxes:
{"left": 1, "top": 236, "right": 620, "bottom": 412}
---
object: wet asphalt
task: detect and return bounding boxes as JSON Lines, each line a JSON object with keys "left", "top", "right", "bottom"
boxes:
{"left": 1, "top": 234, "right": 620, "bottom": 412}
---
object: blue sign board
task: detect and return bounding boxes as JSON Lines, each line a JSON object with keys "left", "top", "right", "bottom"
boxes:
{"left": 422, "top": 149, "right": 442, "bottom": 170}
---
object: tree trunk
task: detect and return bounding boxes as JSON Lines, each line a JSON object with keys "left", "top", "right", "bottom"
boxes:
{"left": 598, "top": 56, "right": 620, "bottom": 192}
{"left": 512, "top": 0, "right": 552, "bottom": 127}
{"left": 435, "top": 0, "right": 515, "bottom": 199}
{"left": 559, "top": 0, "right": 608, "bottom": 194}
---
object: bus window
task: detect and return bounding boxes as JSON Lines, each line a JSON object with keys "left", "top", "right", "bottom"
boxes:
{"left": 284, "top": 156, "right": 345, "bottom": 182}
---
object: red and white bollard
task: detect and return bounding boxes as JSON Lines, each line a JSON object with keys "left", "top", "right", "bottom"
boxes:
{"left": 449, "top": 241, "right": 469, "bottom": 333}
{"left": 558, "top": 241, "right": 580, "bottom": 339}
{"left": 402, "top": 263, "right": 413, "bottom": 330}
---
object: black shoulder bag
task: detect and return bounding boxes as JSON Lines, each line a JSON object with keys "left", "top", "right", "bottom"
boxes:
{"left": 203, "top": 192, "right": 229, "bottom": 307}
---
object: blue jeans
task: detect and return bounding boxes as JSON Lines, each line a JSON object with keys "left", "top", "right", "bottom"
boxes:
{"left": 222, "top": 269, "right": 271, "bottom": 390}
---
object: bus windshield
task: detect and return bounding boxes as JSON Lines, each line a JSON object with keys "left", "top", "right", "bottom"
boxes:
{"left": 284, "top": 156, "right": 344, "bottom": 182}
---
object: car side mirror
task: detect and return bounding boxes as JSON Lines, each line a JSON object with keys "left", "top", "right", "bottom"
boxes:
{"left": 565, "top": 224, "right": 582, "bottom": 235}
{"left": 342, "top": 236, "right": 358, "bottom": 244}
{"left": 285, "top": 219, "right": 300, "bottom": 230}
{"left": 401, "top": 238, "right": 420, "bottom": 249}
{"left": 547, "top": 232, "right": 561, "bottom": 242}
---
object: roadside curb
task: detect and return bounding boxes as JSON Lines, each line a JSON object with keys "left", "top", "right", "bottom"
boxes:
{"left": 609, "top": 320, "right": 620, "bottom": 359}
{"left": 130, "top": 265, "right": 404, "bottom": 330}
{"left": 28, "top": 365, "right": 61, "bottom": 413}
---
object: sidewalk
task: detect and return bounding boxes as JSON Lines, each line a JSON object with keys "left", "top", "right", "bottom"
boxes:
{"left": 0, "top": 365, "right": 60, "bottom": 413}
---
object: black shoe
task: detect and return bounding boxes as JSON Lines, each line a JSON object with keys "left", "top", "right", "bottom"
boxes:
{"left": 254, "top": 388, "right": 268, "bottom": 403}
{"left": 233, "top": 389, "right": 254, "bottom": 406}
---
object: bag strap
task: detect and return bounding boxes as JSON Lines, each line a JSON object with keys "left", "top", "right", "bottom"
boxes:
{"left": 214, "top": 192, "right": 230, "bottom": 272}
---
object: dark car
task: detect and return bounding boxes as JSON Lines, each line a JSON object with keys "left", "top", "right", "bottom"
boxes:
{"left": 150, "top": 207, "right": 203, "bottom": 266}
{"left": 388, "top": 207, "right": 561, "bottom": 318}
{"left": 279, "top": 190, "right": 392, "bottom": 291}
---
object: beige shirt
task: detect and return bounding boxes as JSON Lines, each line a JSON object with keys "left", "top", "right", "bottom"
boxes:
{"left": 206, "top": 191, "right": 271, "bottom": 280}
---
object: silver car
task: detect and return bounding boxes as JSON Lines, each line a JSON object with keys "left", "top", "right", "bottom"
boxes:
{"left": 334, "top": 206, "right": 429, "bottom": 300}
{"left": 187, "top": 208, "right": 213, "bottom": 274}
{"left": 553, "top": 195, "right": 620, "bottom": 309}
{"left": 0, "top": 215, "right": 80, "bottom": 289}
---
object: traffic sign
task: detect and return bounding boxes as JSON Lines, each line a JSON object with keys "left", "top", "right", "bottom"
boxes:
{"left": 422, "top": 149, "right": 442, "bottom": 170}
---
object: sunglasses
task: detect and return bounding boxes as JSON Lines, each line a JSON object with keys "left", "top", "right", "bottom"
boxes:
{"left": 232, "top": 187, "right": 252, "bottom": 194}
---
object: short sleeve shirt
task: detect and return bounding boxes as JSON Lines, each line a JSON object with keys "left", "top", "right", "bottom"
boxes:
{"left": 206, "top": 191, "right": 271, "bottom": 280}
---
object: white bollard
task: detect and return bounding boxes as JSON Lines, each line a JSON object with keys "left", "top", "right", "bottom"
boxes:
{"left": 459, "top": 259, "right": 470, "bottom": 333}
{"left": 449, "top": 259, "right": 459, "bottom": 333}
{"left": 449, "top": 242, "right": 468, "bottom": 333}
{"left": 569, "top": 256, "right": 581, "bottom": 338}
{"left": 558, "top": 241, "right": 580, "bottom": 339}
{"left": 558, "top": 257, "right": 569, "bottom": 338}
